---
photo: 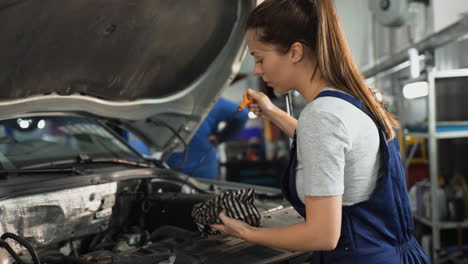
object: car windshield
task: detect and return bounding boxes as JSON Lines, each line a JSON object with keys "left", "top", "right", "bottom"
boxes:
{"left": 0, "top": 115, "right": 144, "bottom": 169}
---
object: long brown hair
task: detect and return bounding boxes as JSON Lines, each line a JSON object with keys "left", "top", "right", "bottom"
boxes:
{"left": 246, "top": 0, "right": 399, "bottom": 140}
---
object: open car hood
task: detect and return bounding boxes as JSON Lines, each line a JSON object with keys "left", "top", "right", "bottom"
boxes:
{"left": 0, "top": 0, "right": 255, "bottom": 158}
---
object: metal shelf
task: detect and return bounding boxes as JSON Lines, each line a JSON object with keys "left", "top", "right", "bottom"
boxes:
{"left": 408, "top": 131, "right": 468, "bottom": 139}
{"left": 403, "top": 67, "right": 468, "bottom": 263}
{"left": 400, "top": 69, "right": 468, "bottom": 87}
{"left": 414, "top": 215, "right": 468, "bottom": 230}
{"left": 434, "top": 68, "right": 468, "bottom": 79}
{"left": 406, "top": 121, "right": 468, "bottom": 139}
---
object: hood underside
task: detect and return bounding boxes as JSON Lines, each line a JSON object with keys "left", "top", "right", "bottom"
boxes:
{"left": 0, "top": 0, "right": 255, "bottom": 157}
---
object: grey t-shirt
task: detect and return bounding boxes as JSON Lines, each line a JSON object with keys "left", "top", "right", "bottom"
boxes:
{"left": 295, "top": 88, "right": 381, "bottom": 206}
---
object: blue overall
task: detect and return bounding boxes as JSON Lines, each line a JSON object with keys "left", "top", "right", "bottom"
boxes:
{"left": 282, "top": 90, "right": 431, "bottom": 263}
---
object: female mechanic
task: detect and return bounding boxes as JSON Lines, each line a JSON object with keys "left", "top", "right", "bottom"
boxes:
{"left": 211, "top": 0, "right": 431, "bottom": 263}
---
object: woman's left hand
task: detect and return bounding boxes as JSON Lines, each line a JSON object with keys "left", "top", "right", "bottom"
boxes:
{"left": 211, "top": 211, "right": 256, "bottom": 240}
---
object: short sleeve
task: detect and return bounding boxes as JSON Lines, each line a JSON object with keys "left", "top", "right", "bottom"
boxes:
{"left": 297, "top": 109, "right": 352, "bottom": 197}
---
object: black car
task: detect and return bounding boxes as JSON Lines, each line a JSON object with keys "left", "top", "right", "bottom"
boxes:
{"left": 0, "top": 1, "right": 308, "bottom": 263}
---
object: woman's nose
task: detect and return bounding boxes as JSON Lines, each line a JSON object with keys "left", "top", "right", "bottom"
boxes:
{"left": 253, "top": 64, "right": 263, "bottom": 77}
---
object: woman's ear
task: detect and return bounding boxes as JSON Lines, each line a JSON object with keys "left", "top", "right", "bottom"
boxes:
{"left": 290, "top": 42, "right": 304, "bottom": 64}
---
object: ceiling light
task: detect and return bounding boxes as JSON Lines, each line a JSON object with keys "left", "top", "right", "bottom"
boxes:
{"left": 403, "top": 81, "right": 428, "bottom": 99}
{"left": 18, "top": 119, "right": 30, "bottom": 129}
{"left": 37, "top": 120, "right": 46, "bottom": 129}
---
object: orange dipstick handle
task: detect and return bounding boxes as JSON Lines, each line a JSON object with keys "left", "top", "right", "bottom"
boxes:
{"left": 237, "top": 92, "right": 254, "bottom": 112}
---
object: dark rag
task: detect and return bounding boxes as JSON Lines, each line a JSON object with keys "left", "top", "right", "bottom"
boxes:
{"left": 191, "top": 188, "right": 261, "bottom": 235}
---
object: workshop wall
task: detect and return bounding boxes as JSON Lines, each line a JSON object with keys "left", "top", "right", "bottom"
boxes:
{"left": 334, "top": 0, "right": 468, "bottom": 71}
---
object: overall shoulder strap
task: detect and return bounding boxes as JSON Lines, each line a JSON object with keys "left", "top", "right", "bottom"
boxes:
{"left": 315, "top": 90, "right": 383, "bottom": 131}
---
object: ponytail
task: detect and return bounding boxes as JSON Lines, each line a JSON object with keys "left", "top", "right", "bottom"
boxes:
{"left": 314, "top": 0, "right": 399, "bottom": 140}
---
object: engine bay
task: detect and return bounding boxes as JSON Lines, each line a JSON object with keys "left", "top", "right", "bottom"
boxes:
{"left": 0, "top": 176, "right": 308, "bottom": 264}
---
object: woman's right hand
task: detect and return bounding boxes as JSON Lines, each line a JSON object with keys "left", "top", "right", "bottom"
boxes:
{"left": 247, "top": 88, "right": 278, "bottom": 120}
{"left": 247, "top": 88, "right": 297, "bottom": 138}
